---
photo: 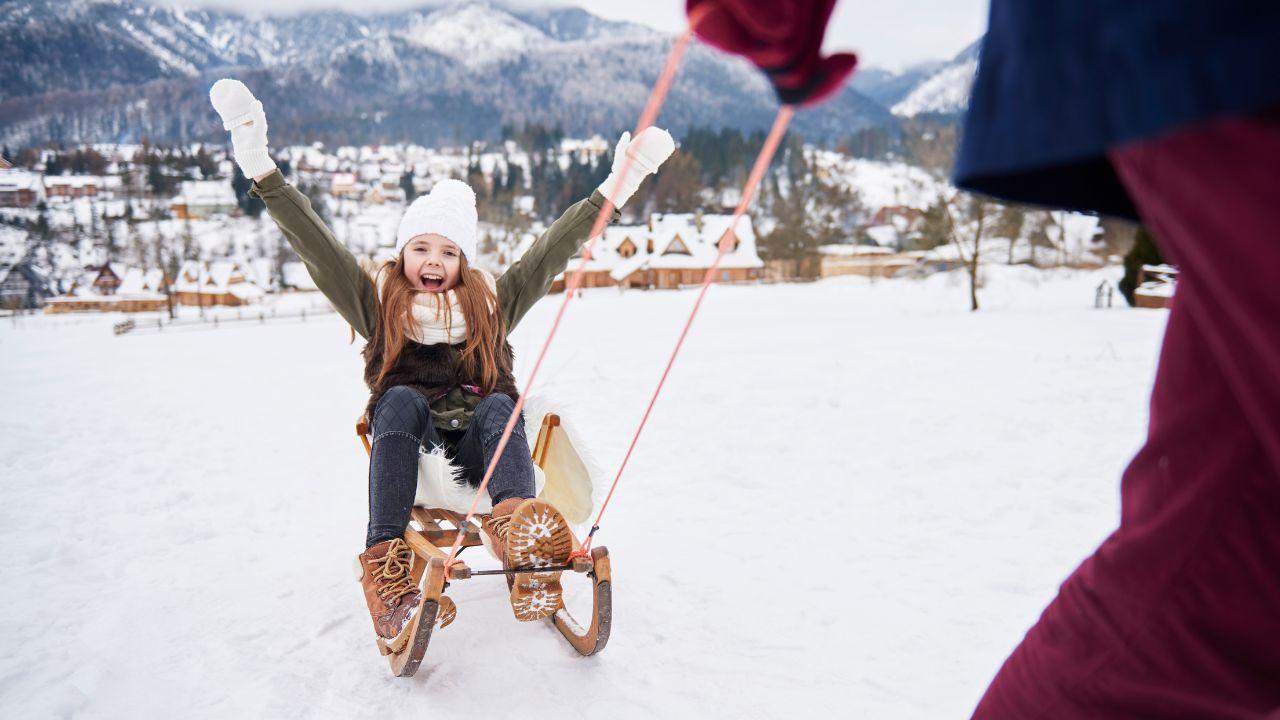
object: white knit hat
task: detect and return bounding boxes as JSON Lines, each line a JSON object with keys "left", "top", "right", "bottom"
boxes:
{"left": 396, "top": 179, "right": 478, "bottom": 259}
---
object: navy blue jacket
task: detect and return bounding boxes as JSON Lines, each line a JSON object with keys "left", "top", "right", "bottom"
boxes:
{"left": 954, "top": 1, "right": 1280, "bottom": 219}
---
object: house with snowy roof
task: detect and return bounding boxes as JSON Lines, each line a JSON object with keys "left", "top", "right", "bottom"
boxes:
{"left": 43, "top": 175, "right": 103, "bottom": 199}
{"left": 0, "top": 170, "right": 44, "bottom": 207}
{"left": 173, "top": 259, "right": 266, "bottom": 307}
{"left": 818, "top": 244, "right": 920, "bottom": 278}
{"left": 330, "top": 173, "right": 361, "bottom": 198}
{"left": 172, "top": 180, "right": 237, "bottom": 220}
{"left": 1134, "top": 264, "right": 1177, "bottom": 309}
{"left": 44, "top": 264, "right": 170, "bottom": 313}
{"left": 546, "top": 212, "right": 764, "bottom": 292}
{"left": 0, "top": 262, "right": 52, "bottom": 310}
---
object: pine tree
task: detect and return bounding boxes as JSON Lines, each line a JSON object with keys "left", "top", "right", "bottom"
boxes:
{"left": 649, "top": 150, "right": 702, "bottom": 213}
{"left": 1118, "top": 226, "right": 1166, "bottom": 306}
{"left": 45, "top": 152, "right": 63, "bottom": 176}
{"left": 147, "top": 153, "right": 166, "bottom": 195}
{"left": 400, "top": 170, "right": 416, "bottom": 202}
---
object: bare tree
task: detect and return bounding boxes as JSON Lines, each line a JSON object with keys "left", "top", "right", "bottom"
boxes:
{"left": 943, "top": 192, "right": 996, "bottom": 311}
{"left": 994, "top": 204, "right": 1026, "bottom": 265}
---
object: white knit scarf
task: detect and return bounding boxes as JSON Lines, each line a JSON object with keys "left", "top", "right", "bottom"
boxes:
{"left": 372, "top": 266, "right": 498, "bottom": 346}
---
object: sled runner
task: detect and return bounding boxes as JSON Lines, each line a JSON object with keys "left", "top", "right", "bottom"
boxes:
{"left": 356, "top": 412, "right": 612, "bottom": 677}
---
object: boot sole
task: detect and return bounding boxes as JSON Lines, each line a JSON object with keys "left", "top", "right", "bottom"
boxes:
{"left": 505, "top": 499, "right": 573, "bottom": 621}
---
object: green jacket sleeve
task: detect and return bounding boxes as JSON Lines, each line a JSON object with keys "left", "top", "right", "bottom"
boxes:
{"left": 251, "top": 170, "right": 379, "bottom": 340}
{"left": 497, "top": 190, "right": 620, "bottom": 332}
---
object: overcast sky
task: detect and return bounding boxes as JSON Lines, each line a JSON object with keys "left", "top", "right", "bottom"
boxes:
{"left": 159, "top": 0, "right": 989, "bottom": 70}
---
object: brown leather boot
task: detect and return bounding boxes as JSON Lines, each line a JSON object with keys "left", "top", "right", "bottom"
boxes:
{"left": 355, "top": 538, "right": 430, "bottom": 651}
{"left": 505, "top": 499, "right": 574, "bottom": 622}
{"left": 479, "top": 496, "right": 526, "bottom": 562}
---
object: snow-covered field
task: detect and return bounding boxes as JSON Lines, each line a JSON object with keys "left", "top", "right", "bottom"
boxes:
{"left": 1, "top": 267, "right": 1167, "bottom": 719}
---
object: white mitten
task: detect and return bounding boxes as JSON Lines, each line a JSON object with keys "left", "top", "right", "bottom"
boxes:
{"left": 597, "top": 127, "right": 676, "bottom": 209}
{"left": 209, "top": 79, "right": 277, "bottom": 179}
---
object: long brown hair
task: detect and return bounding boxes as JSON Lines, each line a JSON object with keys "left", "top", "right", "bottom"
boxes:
{"left": 371, "top": 253, "right": 510, "bottom": 392}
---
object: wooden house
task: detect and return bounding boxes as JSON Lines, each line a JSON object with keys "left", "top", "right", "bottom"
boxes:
{"left": 546, "top": 212, "right": 764, "bottom": 293}
{"left": 91, "top": 263, "right": 124, "bottom": 295}
{"left": 1134, "top": 264, "right": 1177, "bottom": 309}
{"left": 0, "top": 171, "right": 43, "bottom": 208}
{"left": 172, "top": 180, "right": 237, "bottom": 220}
{"left": 43, "top": 175, "right": 101, "bottom": 199}
{"left": 45, "top": 265, "right": 171, "bottom": 314}
{"left": 0, "top": 262, "right": 52, "bottom": 309}
{"left": 818, "top": 245, "right": 920, "bottom": 278}
{"left": 174, "top": 259, "right": 266, "bottom": 307}
{"left": 331, "top": 173, "right": 361, "bottom": 198}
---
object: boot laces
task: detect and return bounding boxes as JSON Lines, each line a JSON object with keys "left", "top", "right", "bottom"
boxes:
{"left": 484, "top": 514, "right": 512, "bottom": 544}
{"left": 370, "top": 538, "right": 418, "bottom": 606}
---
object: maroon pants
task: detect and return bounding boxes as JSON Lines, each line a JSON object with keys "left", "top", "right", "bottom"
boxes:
{"left": 972, "top": 113, "right": 1280, "bottom": 718}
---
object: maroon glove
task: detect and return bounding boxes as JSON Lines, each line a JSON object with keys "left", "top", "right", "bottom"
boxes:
{"left": 687, "top": 0, "right": 857, "bottom": 107}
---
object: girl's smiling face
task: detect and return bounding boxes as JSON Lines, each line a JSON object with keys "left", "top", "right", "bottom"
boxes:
{"left": 401, "top": 234, "right": 462, "bottom": 293}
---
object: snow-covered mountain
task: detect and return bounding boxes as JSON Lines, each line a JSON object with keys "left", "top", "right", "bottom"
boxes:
{"left": 0, "top": 0, "right": 893, "bottom": 148}
{"left": 891, "top": 41, "right": 981, "bottom": 118}
{"left": 850, "top": 60, "right": 946, "bottom": 108}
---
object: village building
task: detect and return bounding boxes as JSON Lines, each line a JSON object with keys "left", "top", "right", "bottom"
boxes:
{"left": 0, "top": 262, "right": 53, "bottom": 310}
{"left": 818, "top": 244, "right": 921, "bottom": 278}
{"left": 547, "top": 212, "right": 764, "bottom": 292}
{"left": 1134, "top": 264, "right": 1177, "bottom": 309}
{"left": 330, "top": 173, "right": 361, "bottom": 198}
{"left": 173, "top": 259, "right": 266, "bottom": 307}
{"left": 43, "top": 265, "right": 171, "bottom": 313}
{"left": 43, "top": 175, "right": 102, "bottom": 199}
{"left": 91, "top": 263, "right": 124, "bottom": 294}
{"left": 870, "top": 205, "right": 926, "bottom": 234}
{"left": 172, "top": 180, "right": 237, "bottom": 220}
{"left": 0, "top": 170, "right": 44, "bottom": 207}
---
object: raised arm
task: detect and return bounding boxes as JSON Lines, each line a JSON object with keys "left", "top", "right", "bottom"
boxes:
{"left": 497, "top": 127, "right": 675, "bottom": 331}
{"left": 209, "top": 79, "right": 378, "bottom": 340}
{"left": 498, "top": 190, "right": 619, "bottom": 331}
{"left": 251, "top": 171, "right": 378, "bottom": 340}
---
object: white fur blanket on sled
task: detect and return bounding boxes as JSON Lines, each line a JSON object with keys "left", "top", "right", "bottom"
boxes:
{"left": 413, "top": 394, "right": 600, "bottom": 523}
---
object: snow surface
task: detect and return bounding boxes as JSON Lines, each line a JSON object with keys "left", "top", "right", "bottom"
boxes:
{"left": 0, "top": 266, "right": 1167, "bottom": 718}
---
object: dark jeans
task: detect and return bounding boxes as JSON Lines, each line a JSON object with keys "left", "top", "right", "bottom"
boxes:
{"left": 365, "top": 385, "right": 536, "bottom": 548}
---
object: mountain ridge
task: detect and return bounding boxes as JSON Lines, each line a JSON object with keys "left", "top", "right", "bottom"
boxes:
{"left": 0, "top": 0, "right": 969, "bottom": 148}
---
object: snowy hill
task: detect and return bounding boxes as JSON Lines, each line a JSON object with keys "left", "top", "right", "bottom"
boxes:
{"left": 2, "top": 267, "right": 1163, "bottom": 717}
{"left": 891, "top": 41, "right": 981, "bottom": 118}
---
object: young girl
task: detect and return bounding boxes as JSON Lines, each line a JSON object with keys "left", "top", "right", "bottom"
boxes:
{"left": 209, "top": 79, "right": 673, "bottom": 651}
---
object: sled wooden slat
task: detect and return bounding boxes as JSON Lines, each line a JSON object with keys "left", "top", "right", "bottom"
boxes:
{"left": 410, "top": 508, "right": 445, "bottom": 541}
{"left": 403, "top": 527, "right": 471, "bottom": 580}
{"left": 427, "top": 508, "right": 482, "bottom": 546}
{"left": 532, "top": 414, "right": 559, "bottom": 468}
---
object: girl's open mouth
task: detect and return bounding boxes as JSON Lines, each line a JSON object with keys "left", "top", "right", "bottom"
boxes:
{"left": 420, "top": 274, "right": 445, "bottom": 292}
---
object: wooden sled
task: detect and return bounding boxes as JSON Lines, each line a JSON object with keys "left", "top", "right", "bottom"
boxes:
{"left": 357, "top": 412, "right": 612, "bottom": 677}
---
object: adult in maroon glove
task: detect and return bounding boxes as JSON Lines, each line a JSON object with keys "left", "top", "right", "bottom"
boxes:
{"left": 955, "top": 1, "right": 1280, "bottom": 717}
{"left": 686, "top": 0, "right": 856, "bottom": 107}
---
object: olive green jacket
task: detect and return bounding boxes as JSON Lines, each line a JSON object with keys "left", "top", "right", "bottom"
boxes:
{"left": 251, "top": 170, "right": 618, "bottom": 427}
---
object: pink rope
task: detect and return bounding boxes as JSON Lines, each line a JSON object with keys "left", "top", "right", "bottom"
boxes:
{"left": 575, "top": 104, "right": 795, "bottom": 558}
{"left": 442, "top": 25, "right": 700, "bottom": 576}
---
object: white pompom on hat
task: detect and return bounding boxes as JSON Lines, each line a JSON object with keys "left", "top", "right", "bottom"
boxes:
{"left": 395, "top": 179, "right": 478, "bottom": 260}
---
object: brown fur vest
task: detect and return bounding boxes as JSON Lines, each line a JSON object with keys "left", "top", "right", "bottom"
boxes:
{"left": 362, "top": 337, "right": 518, "bottom": 424}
